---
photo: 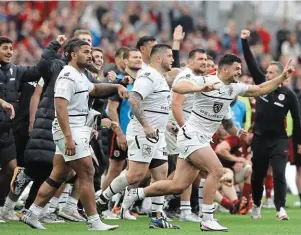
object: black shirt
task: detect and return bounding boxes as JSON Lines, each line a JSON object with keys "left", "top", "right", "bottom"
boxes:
{"left": 242, "top": 38, "right": 301, "bottom": 143}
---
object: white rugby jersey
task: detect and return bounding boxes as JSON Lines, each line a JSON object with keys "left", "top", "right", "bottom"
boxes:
{"left": 127, "top": 66, "right": 170, "bottom": 136}
{"left": 186, "top": 74, "right": 249, "bottom": 136}
{"left": 169, "top": 67, "right": 200, "bottom": 123}
{"left": 52, "top": 65, "right": 95, "bottom": 140}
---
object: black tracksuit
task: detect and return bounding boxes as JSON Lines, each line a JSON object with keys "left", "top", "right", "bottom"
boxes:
{"left": 242, "top": 38, "right": 301, "bottom": 210}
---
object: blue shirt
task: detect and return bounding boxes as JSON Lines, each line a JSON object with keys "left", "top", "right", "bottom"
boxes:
{"left": 119, "top": 83, "right": 133, "bottom": 134}
{"left": 231, "top": 99, "right": 246, "bottom": 129}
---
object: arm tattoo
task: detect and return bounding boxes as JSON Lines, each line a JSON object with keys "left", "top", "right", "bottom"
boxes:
{"left": 129, "top": 91, "right": 149, "bottom": 127}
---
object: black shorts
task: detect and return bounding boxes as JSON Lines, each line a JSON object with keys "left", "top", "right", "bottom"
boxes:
{"left": 0, "top": 129, "right": 16, "bottom": 167}
{"left": 108, "top": 129, "right": 127, "bottom": 161}
{"left": 168, "top": 154, "right": 178, "bottom": 175}
{"left": 289, "top": 137, "right": 301, "bottom": 167}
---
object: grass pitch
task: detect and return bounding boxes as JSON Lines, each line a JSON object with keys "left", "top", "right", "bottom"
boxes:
{"left": 1, "top": 194, "right": 300, "bottom": 235}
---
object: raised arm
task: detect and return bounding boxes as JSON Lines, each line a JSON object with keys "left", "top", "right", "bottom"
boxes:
{"left": 244, "top": 60, "right": 294, "bottom": 97}
{"left": 241, "top": 30, "right": 266, "bottom": 85}
{"left": 172, "top": 79, "right": 218, "bottom": 94}
{"left": 172, "top": 25, "right": 185, "bottom": 68}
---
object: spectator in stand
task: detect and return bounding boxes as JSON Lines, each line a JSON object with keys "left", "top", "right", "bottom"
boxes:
{"left": 257, "top": 23, "right": 271, "bottom": 54}
{"left": 276, "top": 19, "right": 290, "bottom": 59}
{"left": 281, "top": 32, "right": 301, "bottom": 63}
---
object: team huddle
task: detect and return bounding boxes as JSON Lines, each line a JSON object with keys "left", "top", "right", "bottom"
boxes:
{"left": 0, "top": 27, "right": 296, "bottom": 232}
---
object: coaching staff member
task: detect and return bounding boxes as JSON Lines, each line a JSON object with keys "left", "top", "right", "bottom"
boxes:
{"left": 241, "top": 29, "right": 301, "bottom": 220}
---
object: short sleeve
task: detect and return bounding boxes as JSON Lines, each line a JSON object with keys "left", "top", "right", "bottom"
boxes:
{"left": 54, "top": 75, "right": 76, "bottom": 102}
{"left": 224, "top": 107, "right": 233, "bottom": 120}
{"left": 38, "top": 78, "right": 44, "bottom": 88}
{"left": 132, "top": 73, "right": 156, "bottom": 99}
{"left": 234, "top": 83, "right": 249, "bottom": 96}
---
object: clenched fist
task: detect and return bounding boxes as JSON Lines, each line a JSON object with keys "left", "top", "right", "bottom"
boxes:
{"left": 241, "top": 29, "right": 250, "bottom": 39}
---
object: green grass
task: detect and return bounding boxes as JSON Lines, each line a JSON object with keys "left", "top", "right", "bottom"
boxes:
{"left": 1, "top": 194, "right": 300, "bottom": 235}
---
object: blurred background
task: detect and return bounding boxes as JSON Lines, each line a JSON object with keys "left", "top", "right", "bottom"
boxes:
{"left": 1, "top": 1, "right": 301, "bottom": 89}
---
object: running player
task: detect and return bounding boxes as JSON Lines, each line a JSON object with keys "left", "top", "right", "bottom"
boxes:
{"left": 96, "top": 44, "right": 179, "bottom": 229}
{"left": 121, "top": 54, "right": 294, "bottom": 232}
{"left": 19, "top": 40, "right": 127, "bottom": 230}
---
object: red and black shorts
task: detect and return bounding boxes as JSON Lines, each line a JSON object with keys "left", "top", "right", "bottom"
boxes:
{"left": 108, "top": 129, "right": 127, "bottom": 161}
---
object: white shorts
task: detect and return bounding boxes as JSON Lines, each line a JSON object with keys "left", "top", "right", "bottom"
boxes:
{"left": 177, "top": 125, "right": 211, "bottom": 160}
{"left": 54, "top": 127, "right": 92, "bottom": 162}
{"left": 165, "top": 128, "right": 179, "bottom": 155}
{"left": 127, "top": 133, "right": 167, "bottom": 164}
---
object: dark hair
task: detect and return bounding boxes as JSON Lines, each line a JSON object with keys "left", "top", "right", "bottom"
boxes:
{"left": 115, "top": 47, "right": 129, "bottom": 59}
{"left": 123, "top": 48, "right": 140, "bottom": 60}
{"left": 270, "top": 61, "right": 284, "bottom": 74}
{"left": 92, "top": 47, "right": 103, "bottom": 54}
{"left": 218, "top": 54, "right": 242, "bottom": 68}
{"left": 63, "top": 38, "right": 90, "bottom": 62}
{"left": 0, "top": 36, "right": 13, "bottom": 47}
{"left": 136, "top": 36, "right": 156, "bottom": 50}
{"left": 207, "top": 55, "right": 213, "bottom": 61}
{"left": 150, "top": 44, "right": 172, "bottom": 57}
{"left": 188, "top": 48, "right": 206, "bottom": 59}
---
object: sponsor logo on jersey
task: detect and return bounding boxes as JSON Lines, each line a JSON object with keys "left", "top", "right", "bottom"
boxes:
{"left": 213, "top": 102, "right": 223, "bottom": 113}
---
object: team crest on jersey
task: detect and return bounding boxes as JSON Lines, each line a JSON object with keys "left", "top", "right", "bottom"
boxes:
{"left": 114, "top": 150, "right": 120, "bottom": 157}
{"left": 213, "top": 102, "right": 223, "bottom": 113}
{"left": 278, "top": 94, "right": 285, "bottom": 101}
{"left": 142, "top": 144, "right": 153, "bottom": 157}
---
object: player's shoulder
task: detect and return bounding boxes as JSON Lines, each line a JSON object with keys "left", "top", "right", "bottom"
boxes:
{"left": 58, "top": 66, "right": 76, "bottom": 82}
{"left": 137, "top": 67, "right": 158, "bottom": 83}
{"left": 174, "top": 67, "right": 193, "bottom": 81}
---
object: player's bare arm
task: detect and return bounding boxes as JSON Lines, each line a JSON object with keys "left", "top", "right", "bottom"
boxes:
{"left": 90, "top": 83, "right": 128, "bottom": 99}
{"left": 222, "top": 119, "right": 247, "bottom": 138}
{"left": 244, "top": 59, "right": 294, "bottom": 97}
{"left": 129, "top": 91, "right": 157, "bottom": 138}
{"left": 55, "top": 97, "right": 75, "bottom": 156}
{"left": 215, "top": 141, "right": 245, "bottom": 163}
{"left": 172, "top": 80, "right": 219, "bottom": 94}
{"left": 172, "top": 92, "right": 186, "bottom": 127}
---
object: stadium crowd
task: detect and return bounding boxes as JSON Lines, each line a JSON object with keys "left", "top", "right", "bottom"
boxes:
{"left": 0, "top": 1, "right": 301, "bottom": 232}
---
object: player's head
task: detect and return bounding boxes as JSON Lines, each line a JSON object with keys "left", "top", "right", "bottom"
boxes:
{"left": 150, "top": 44, "right": 174, "bottom": 72}
{"left": 92, "top": 47, "right": 104, "bottom": 71}
{"left": 266, "top": 61, "right": 283, "bottom": 81}
{"left": 206, "top": 55, "right": 216, "bottom": 74}
{"left": 0, "top": 36, "right": 13, "bottom": 64}
{"left": 123, "top": 48, "right": 142, "bottom": 71}
{"left": 74, "top": 29, "right": 92, "bottom": 46}
{"left": 115, "top": 47, "right": 129, "bottom": 72}
{"left": 188, "top": 49, "right": 207, "bottom": 75}
{"left": 136, "top": 36, "right": 157, "bottom": 61}
{"left": 66, "top": 39, "right": 91, "bottom": 69}
{"left": 218, "top": 54, "right": 242, "bottom": 82}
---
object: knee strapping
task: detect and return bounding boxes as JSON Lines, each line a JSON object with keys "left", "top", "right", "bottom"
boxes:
{"left": 46, "top": 177, "right": 62, "bottom": 189}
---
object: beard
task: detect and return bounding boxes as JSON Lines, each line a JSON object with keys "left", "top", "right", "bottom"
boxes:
{"left": 77, "top": 61, "right": 89, "bottom": 70}
{"left": 128, "top": 65, "right": 141, "bottom": 71}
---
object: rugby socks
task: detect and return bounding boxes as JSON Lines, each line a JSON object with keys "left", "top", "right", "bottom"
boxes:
{"left": 180, "top": 201, "right": 191, "bottom": 216}
{"left": 29, "top": 204, "right": 43, "bottom": 217}
{"left": 100, "top": 171, "right": 129, "bottom": 203}
{"left": 220, "top": 196, "right": 233, "bottom": 210}
{"left": 264, "top": 176, "right": 273, "bottom": 199}
{"left": 49, "top": 197, "right": 59, "bottom": 213}
{"left": 3, "top": 197, "right": 16, "bottom": 213}
{"left": 242, "top": 183, "right": 252, "bottom": 198}
{"left": 151, "top": 196, "right": 164, "bottom": 218}
{"left": 66, "top": 196, "right": 78, "bottom": 210}
{"left": 202, "top": 204, "right": 215, "bottom": 221}
{"left": 199, "top": 178, "right": 205, "bottom": 216}
{"left": 42, "top": 203, "right": 49, "bottom": 215}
